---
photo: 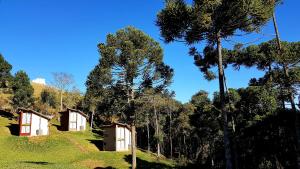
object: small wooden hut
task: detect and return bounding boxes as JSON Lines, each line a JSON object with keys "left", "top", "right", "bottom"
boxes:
{"left": 17, "top": 108, "right": 50, "bottom": 136}
{"left": 59, "top": 108, "right": 88, "bottom": 131}
{"left": 102, "top": 123, "right": 131, "bottom": 151}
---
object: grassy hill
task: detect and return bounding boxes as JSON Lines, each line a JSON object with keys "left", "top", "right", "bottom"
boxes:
{"left": 0, "top": 110, "right": 174, "bottom": 169}
{"left": 31, "top": 82, "right": 53, "bottom": 98}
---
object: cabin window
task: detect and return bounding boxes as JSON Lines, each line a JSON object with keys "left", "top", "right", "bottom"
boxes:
{"left": 21, "top": 112, "right": 31, "bottom": 134}
{"left": 22, "top": 113, "right": 31, "bottom": 124}
{"left": 69, "top": 112, "right": 77, "bottom": 129}
{"left": 70, "top": 112, "right": 77, "bottom": 121}
{"left": 21, "top": 126, "right": 30, "bottom": 133}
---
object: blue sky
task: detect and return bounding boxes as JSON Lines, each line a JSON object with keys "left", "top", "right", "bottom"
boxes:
{"left": 0, "top": 0, "right": 299, "bottom": 103}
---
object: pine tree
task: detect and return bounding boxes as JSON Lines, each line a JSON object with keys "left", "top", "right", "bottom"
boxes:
{"left": 85, "top": 27, "right": 173, "bottom": 169}
{"left": 157, "top": 1, "right": 276, "bottom": 168}
{"left": 12, "top": 71, "right": 34, "bottom": 109}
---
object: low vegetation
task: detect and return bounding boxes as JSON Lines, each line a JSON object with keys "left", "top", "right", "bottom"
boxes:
{"left": 0, "top": 111, "right": 174, "bottom": 169}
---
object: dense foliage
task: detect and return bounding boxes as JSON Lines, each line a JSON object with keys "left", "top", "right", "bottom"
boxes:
{"left": 11, "top": 71, "right": 34, "bottom": 108}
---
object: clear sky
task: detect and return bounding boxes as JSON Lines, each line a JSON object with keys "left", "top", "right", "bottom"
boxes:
{"left": 0, "top": 0, "right": 299, "bottom": 103}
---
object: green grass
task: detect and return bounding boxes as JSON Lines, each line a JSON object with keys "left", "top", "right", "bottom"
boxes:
{"left": 0, "top": 112, "right": 174, "bottom": 169}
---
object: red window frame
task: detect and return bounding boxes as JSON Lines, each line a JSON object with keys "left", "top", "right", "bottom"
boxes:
{"left": 19, "top": 111, "right": 32, "bottom": 136}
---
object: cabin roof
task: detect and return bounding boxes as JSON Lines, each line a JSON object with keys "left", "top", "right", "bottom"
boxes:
{"left": 59, "top": 108, "right": 88, "bottom": 118}
{"left": 17, "top": 108, "right": 51, "bottom": 120}
{"left": 102, "top": 122, "right": 131, "bottom": 130}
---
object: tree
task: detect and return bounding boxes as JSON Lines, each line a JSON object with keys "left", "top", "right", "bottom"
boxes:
{"left": 85, "top": 27, "right": 173, "bottom": 169}
{"left": 11, "top": 71, "right": 34, "bottom": 109}
{"left": 272, "top": 10, "right": 300, "bottom": 168}
{"left": 163, "top": 91, "right": 179, "bottom": 159}
{"left": 157, "top": 1, "right": 276, "bottom": 168}
{"left": 190, "top": 90, "right": 223, "bottom": 167}
{"left": 40, "top": 89, "right": 57, "bottom": 108}
{"left": 135, "top": 89, "right": 173, "bottom": 157}
{"left": 177, "top": 103, "right": 194, "bottom": 157}
{"left": 0, "top": 54, "right": 12, "bottom": 89}
{"left": 52, "top": 72, "right": 74, "bottom": 110}
{"left": 227, "top": 39, "right": 300, "bottom": 108}
{"left": 63, "top": 86, "right": 83, "bottom": 109}
{"left": 84, "top": 65, "right": 109, "bottom": 128}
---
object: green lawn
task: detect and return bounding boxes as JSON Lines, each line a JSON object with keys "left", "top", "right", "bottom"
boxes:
{"left": 0, "top": 111, "right": 174, "bottom": 169}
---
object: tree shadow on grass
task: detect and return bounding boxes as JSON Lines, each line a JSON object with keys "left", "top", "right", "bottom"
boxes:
{"left": 6, "top": 123, "right": 19, "bottom": 136}
{"left": 88, "top": 139, "right": 104, "bottom": 151}
{"left": 0, "top": 109, "right": 14, "bottom": 120}
{"left": 124, "top": 155, "right": 173, "bottom": 169}
{"left": 20, "top": 161, "right": 54, "bottom": 165}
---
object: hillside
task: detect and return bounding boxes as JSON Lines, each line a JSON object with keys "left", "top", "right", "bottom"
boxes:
{"left": 31, "top": 82, "right": 53, "bottom": 98}
{"left": 0, "top": 110, "right": 174, "bottom": 169}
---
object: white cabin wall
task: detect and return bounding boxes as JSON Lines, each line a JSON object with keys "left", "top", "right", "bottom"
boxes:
{"left": 115, "top": 125, "right": 131, "bottom": 151}
{"left": 76, "top": 113, "right": 81, "bottom": 131}
{"left": 76, "top": 113, "right": 86, "bottom": 131}
{"left": 125, "top": 128, "right": 131, "bottom": 150}
{"left": 69, "top": 111, "right": 86, "bottom": 131}
{"left": 82, "top": 116, "right": 86, "bottom": 130}
{"left": 30, "top": 114, "right": 39, "bottom": 136}
{"left": 30, "top": 114, "right": 49, "bottom": 136}
{"left": 40, "top": 117, "right": 49, "bottom": 135}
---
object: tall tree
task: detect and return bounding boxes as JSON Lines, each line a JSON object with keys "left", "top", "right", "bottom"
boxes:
{"left": 156, "top": 1, "right": 276, "bottom": 168}
{"left": 11, "top": 71, "right": 34, "bottom": 109}
{"left": 52, "top": 72, "right": 74, "bottom": 110}
{"left": 0, "top": 54, "right": 12, "bottom": 89}
{"left": 136, "top": 89, "right": 173, "bottom": 157}
{"left": 86, "top": 27, "right": 173, "bottom": 169}
{"left": 272, "top": 10, "right": 300, "bottom": 168}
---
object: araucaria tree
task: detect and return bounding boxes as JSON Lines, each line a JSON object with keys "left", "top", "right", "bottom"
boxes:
{"left": 157, "top": 1, "right": 276, "bottom": 168}
{"left": 12, "top": 71, "right": 34, "bottom": 109}
{"left": 85, "top": 27, "right": 173, "bottom": 169}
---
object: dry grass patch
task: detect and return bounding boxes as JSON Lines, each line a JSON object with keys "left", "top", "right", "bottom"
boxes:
{"left": 77, "top": 159, "right": 105, "bottom": 169}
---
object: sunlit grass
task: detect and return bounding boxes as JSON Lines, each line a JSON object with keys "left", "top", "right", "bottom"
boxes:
{"left": 0, "top": 113, "right": 174, "bottom": 169}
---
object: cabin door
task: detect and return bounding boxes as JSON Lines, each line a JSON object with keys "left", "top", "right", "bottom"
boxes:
{"left": 118, "top": 127, "right": 125, "bottom": 150}
{"left": 69, "top": 112, "right": 77, "bottom": 130}
{"left": 20, "top": 112, "right": 31, "bottom": 136}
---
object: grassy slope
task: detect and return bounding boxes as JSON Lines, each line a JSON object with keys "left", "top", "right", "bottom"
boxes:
{"left": 0, "top": 113, "right": 174, "bottom": 169}
{"left": 31, "top": 82, "right": 50, "bottom": 98}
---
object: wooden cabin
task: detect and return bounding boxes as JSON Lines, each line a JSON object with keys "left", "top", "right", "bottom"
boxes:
{"left": 102, "top": 123, "right": 131, "bottom": 151}
{"left": 59, "top": 108, "right": 88, "bottom": 131}
{"left": 17, "top": 108, "right": 50, "bottom": 136}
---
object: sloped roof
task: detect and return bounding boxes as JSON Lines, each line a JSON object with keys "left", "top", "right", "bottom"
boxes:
{"left": 102, "top": 122, "right": 131, "bottom": 130}
{"left": 59, "top": 108, "right": 88, "bottom": 118}
{"left": 17, "top": 108, "right": 51, "bottom": 120}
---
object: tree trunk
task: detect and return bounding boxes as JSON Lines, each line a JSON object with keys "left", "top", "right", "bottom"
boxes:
{"left": 131, "top": 125, "right": 136, "bottom": 169}
{"left": 273, "top": 12, "right": 300, "bottom": 169}
{"left": 217, "top": 32, "right": 233, "bottom": 169}
{"left": 147, "top": 114, "right": 150, "bottom": 152}
{"left": 183, "top": 134, "right": 186, "bottom": 155}
{"left": 90, "top": 110, "right": 94, "bottom": 130}
{"left": 60, "top": 90, "right": 63, "bottom": 111}
{"left": 169, "top": 110, "right": 173, "bottom": 159}
{"left": 154, "top": 103, "right": 160, "bottom": 157}
{"left": 128, "top": 87, "right": 136, "bottom": 169}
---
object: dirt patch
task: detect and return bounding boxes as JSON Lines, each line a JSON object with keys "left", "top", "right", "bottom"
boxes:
{"left": 77, "top": 159, "right": 105, "bottom": 169}
{"left": 28, "top": 136, "right": 48, "bottom": 143}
